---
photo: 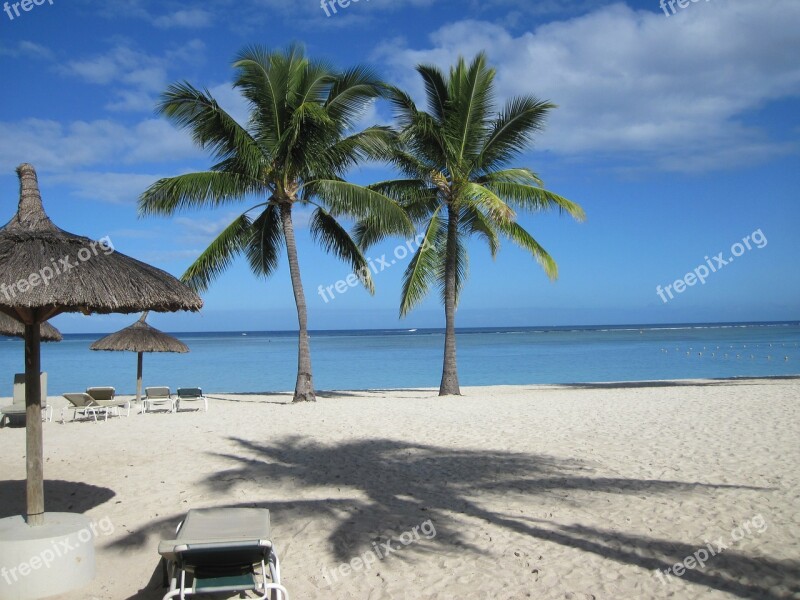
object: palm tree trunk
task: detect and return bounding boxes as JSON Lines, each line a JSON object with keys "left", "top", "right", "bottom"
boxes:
{"left": 439, "top": 204, "right": 461, "bottom": 396}
{"left": 280, "top": 202, "right": 316, "bottom": 402}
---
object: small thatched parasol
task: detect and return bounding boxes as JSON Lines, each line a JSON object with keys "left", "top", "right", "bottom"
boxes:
{"left": 0, "top": 164, "right": 202, "bottom": 526}
{"left": 90, "top": 313, "right": 189, "bottom": 402}
{"left": 0, "top": 312, "right": 62, "bottom": 342}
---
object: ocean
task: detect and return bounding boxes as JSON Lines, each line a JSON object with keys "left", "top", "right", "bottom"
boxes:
{"left": 1, "top": 322, "right": 799, "bottom": 396}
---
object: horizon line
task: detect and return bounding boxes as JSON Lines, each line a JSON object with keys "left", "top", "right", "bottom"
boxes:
{"left": 36, "top": 319, "right": 800, "bottom": 337}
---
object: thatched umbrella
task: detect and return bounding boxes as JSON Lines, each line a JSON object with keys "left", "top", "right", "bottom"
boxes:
{"left": 0, "top": 312, "right": 62, "bottom": 341}
{"left": 90, "top": 313, "right": 189, "bottom": 402}
{"left": 0, "top": 163, "right": 202, "bottom": 526}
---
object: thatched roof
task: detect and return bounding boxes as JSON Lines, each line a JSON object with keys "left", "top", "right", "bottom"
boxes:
{"left": 0, "top": 164, "right": 202, "bottom": 321}
{"left": 90, "top": 313, "right": 188, "bottom": 353}
{"left": 0, "top": 312, "right": 62, "bottom": 341}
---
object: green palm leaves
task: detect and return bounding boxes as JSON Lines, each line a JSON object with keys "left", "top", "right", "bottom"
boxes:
{"left": 361, "top": 52, "right": 585, "bottom": 395}
{"left": 139, "top": 45, "right": 583, "bottom": 400}
{"left": 139, "top": 44, "right": 412, "bottom": 402}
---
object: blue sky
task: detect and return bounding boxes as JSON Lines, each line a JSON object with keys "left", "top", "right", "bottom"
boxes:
{"left": 1, "top": 0, "right": 798, "bottom": 333}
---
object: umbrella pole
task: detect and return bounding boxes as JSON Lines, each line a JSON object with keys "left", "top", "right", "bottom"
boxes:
{"left": 136, "top": 352, "right": 143, "bottom": 403}
{"left": 24, "top": 322, "right": 44, "bottom": 526}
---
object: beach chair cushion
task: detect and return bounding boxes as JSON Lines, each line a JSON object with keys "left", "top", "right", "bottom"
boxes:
{"left": 160, "top": 508, "right": 271, "bottom": 551}
{"left": 63, "top": 392, "right": 98, "bottom": 407}
{"left": 158, "top": 508, "right": 272, "bottom": 565}
{"left": 86, "top": 387, "right": 115, "bottom": 401}
{"left": 145, "top": 387, "right": 171, "bottom": 399}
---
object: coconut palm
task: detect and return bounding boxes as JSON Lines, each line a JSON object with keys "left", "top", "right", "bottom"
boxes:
{"left": 140, "top": 44, "right": 412, "bottom": 402}
{"left": 357, "top": 53, "right": 585, "bottom": 396}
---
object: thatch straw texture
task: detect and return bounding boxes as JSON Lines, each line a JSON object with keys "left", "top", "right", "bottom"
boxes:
{"left": 0, "top": 312, "right": 62, "bottom": 341}
{"left": 90, "top": 313, "right": 188, "bottom": 353}
{"left": 0, "top": 164, "right": 202, "bottom": 317}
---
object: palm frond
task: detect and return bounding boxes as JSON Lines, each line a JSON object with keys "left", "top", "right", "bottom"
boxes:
{"left": 477, "top": 97, "right": 554, "bottom": 171}
{"left": 385, "top": 84, "right": 419, "bottom": 128}
{"left": 482, "top": 182, "right": 586, "bottom": 221}
{"left": 310, "top": 208, "right": 375, "bottom": 293}
{"left": 326, "top": 65, "right": 384, "bottom": 129}
{"left": 460, "top": 204, "right": 499, "bottom": 257}
{"left": 182, "top": 214, "right": 252, "bottom": 292}
{"left": 159, "top": 82, "right": 265, "bottom": 176}
{"left": 417, "top": 63, "right": 449, "bottom": 122}
{"left": 245, "top": 204, "right": 284, "bottom": 277}
{"left": 494, "top": 219, "right": 558, "bottom": 280}
{"left": 321, "top": 126, "right": 396, "bottom": 170}
{"left": 462, "top": 182, "right": 515, "bottom": 223}
{"left": 139, "top": 172, "right": 263, "bottom": 216}
{"left": 400, "top": 208, "right": 444, "bottom": 316}
{"left": 477, "top": 168, "right": 543, "bottom": 186}
{"left": 446, "top": 52, "right": 495, "bottom": 164}
{"left": 310, "top": 179, "right": 414, "bottom": 236}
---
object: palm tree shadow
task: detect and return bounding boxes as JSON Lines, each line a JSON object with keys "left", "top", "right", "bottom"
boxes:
{"left": 116, "top": 436, "right": 796, "bottom": 599}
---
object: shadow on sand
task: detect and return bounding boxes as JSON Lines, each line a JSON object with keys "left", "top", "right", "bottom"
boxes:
{"left": 0, "top": 479, "right": 116, "bottom": 518}
{"left": 115, "top": 437, "right": 798, "bottom": 599}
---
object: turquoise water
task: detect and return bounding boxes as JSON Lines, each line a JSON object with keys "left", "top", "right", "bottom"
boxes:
{"left": 1, "top": 323, "right": 798, "bottom": 396}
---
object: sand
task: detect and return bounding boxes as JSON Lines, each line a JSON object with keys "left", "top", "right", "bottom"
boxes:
{"left": 0, "top": 378, "right": 798, "bottom": 599}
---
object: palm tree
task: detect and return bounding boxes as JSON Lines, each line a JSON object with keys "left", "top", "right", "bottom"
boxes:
{"left": 139, "top": 44, "right": 412, "bottom": 402}
{"left": 357, "top": 53, "right": 585, "bottom": 396}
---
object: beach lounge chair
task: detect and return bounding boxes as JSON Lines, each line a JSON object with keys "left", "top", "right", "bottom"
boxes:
{"left": 143, "top": 387, "right": 175, "bottom": 414}
{"left": 158, "top": 508, "right": 288, "bottom": 600}
{"left": 86, "top": 386, "right": 131, "bottom": 417}
{"left": 0, "top": 373, "right": 52, "bottom": 427}
{"left": 61, "top": 393, "right": 111, "bottom": 423}
{"left": 176, "top": 388, "right": 208, "bottom": 412}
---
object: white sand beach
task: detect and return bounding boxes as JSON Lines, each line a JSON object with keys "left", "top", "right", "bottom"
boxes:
{"left": 1, "top": 378, "right": 798, "bottom": 599}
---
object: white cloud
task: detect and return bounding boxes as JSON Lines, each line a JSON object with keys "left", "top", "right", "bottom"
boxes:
{"left": 126, "top": 119, "right": 204, "bottom": 163}
{"left": 0, "top": 41, "right": 54, "bottom": 60}
{"left": 174, "top": 213, "right": 243, "bottom": 237}
{"left": 153, "top": 9, "right": 213, "bottom": 28}
{"left": 0, "top": 119, "right": 128, "bottom": 172}
{"left": 0, "top": 118, "right": 202, "bottom": 173}
{"left": 50, "top": 171, "right": 165, "bottom": 205}
{"left": 60, "top": 39, "right": 206, "bottom": 112}
{"left": 375, "top": 1, "right": 800, "bottom": 172}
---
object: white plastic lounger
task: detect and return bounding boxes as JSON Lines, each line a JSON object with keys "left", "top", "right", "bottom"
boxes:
{"left": 61, "top": 393, "right": 110, "bottom": 423}
{"left": 175, "top": 388, "right": 208, "bottom": 412}
{"left": 143, "top": 387, "right": 175, "bottom": 414}
{"left": 158, "top": 508, "right": 288, "bottom": 600}
{"left": 87, "top": 387, "right": 131, "bottom": 417}
{"left": 1, "top": 373, "right": 53, "bottom": 426}
{"left": 0, "top": 404, "right": 53, "bottom": 426}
